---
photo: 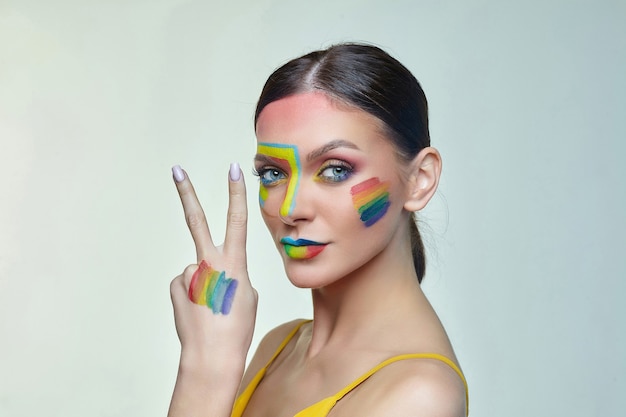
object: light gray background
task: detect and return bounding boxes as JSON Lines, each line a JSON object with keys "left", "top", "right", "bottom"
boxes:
{"left": 1, "top": 0, "right": 624, "bottom": 416}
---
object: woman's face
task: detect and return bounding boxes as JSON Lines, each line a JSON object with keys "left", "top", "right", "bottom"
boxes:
{"left": 254, "top": 92, "right": 411, "bottom": 289}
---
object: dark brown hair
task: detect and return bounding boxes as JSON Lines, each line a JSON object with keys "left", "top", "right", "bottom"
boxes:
{"left": 255, "top": 43, "right": 430, "bottom": 282}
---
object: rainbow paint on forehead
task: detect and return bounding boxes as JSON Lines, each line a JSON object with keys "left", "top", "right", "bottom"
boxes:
{"left": 188, "top": 261, "right": 238, "bottom": 315}
{"left": 351, "top": 177, "right": 391, "bottom": 227}
{"left": 256, "top": 143, "right": 301, "bottom": 217}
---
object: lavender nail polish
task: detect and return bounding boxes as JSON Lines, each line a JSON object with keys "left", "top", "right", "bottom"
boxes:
{"left": 229, "top": 162, "right": 241, "bottom": 182}
{"left": 172, "top": 165, "right": 185, "bottom": 183}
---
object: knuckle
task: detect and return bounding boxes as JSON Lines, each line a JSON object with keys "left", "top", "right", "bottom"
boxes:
{"left": 170, "top": 275, "right": 182, "bottom": 297}
{"left": 229, "top": 183, "right": 246, "bottom": 197}
{"left": 228, "top": 211, "right": 248, "bottom": 228}
{"left": 183, "top": 264, "right": 199, "bottom": 277}
{"left": 186, "top": 212, "right": 206, "bottom": 229}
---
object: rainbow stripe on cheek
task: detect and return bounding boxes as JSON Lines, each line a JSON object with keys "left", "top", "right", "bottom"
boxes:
{"left": 256, "top": 143, "right": 301, "bottom": 216}
{"left": 188, "top": 261, "right": 239, "bottom": 314}
{"left": 351, "top": 177, "right": 391, "bottom": 227}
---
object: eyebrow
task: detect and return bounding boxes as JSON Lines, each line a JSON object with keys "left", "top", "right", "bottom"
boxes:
{"left": 306, "top": 139, "right": 359, "bottom": 162}
{"left": 253, "top": 154, "right": 277, "bottom": 164}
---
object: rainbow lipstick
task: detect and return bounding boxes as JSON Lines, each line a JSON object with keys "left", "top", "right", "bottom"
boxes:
{"left": 280, "top": 237, "right": 326, "bottom": 260}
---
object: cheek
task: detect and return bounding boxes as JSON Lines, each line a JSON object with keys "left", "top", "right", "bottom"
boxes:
{"left": 350, "top": 177, "right": 391, "bottom": 227}
{"left": 259, "top": 184, "right": 269, "bottom": 208}
{"left": 259, "top": 185, "right": 284, "bottom": 222}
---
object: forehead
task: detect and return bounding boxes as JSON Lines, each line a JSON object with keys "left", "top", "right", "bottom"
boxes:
{"left": 255, "top": 92, "right": 387, "bottom": 152}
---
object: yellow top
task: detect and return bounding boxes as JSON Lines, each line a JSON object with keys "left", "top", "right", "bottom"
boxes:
{"left": 231, "top": 321, "right": 469, "bottom": 417}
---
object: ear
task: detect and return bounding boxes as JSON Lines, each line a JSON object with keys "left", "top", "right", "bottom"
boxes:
{"left": 403, "top": 147, "right": 442, "bottom": 212}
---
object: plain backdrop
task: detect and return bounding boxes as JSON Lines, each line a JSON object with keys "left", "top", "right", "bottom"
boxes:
{"left": 1, "top": 0, "right": 624, "bottom": 416}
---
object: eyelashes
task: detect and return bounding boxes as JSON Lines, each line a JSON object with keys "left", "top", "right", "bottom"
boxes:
{"left": 252, "top": 166, "right": 287, "bottom": 186}
{"left": 316, "top": 159, "right": 354, "bottom": 183}
{"left": 252, "top": 166, "right": 287, "bottom": 187}
{"left": 253, "top": 159, "right": 354, "bottom": 186}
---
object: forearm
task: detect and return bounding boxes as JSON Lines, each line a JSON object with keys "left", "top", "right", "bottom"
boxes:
{"left": 168, "top": 351, "right": 246, "bottom": 417}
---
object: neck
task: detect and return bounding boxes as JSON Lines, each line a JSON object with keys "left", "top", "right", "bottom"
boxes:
{"left": 305, "top": 231, "right": 429, "bottom": 357}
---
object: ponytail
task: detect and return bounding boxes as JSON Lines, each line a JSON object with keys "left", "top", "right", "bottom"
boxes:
{"left": 409, "top": 214, "right": 426, "bottom": 283}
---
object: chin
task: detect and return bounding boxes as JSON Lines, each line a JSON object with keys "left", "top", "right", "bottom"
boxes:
{"left": 282, "top": 261, "right": 337, "bottom": 289}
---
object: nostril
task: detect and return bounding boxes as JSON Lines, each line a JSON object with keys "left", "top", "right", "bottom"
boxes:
{"left": 279, "top": 211, "right": 297, "bottom": 226}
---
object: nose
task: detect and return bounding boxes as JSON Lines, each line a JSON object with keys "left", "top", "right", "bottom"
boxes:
{"left": 278, "top": 177, "right": 314, "bottom": 226}
{"left": 279, "top": 211, "right": 297, "bottom": 226}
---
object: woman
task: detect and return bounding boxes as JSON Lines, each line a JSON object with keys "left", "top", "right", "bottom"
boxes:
{"left": 168, "top": 43, "right": 468, "bottom": 417}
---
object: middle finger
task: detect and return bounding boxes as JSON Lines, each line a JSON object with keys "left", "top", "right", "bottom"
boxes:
{"left": 173, "top": 166, "right": 216, "bottom": 262}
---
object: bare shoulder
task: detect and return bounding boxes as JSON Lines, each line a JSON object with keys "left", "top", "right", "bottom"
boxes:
{"left": 390, "top": 358, "right": 467, "bottom": 416}
{"left": 345, "top": 356, "right": 467, "bottom": 417}
{"left": 237, "top": 319, "right": 308, "bottom": 393}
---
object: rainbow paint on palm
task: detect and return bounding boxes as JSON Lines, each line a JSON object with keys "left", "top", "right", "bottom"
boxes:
{"left": 188, "top": 260, "right": 238, "bottom": 315}
{"left": 256, "top": 143, "right": 301, "bottom": 216}
{"left": 351, "top": 177, "right": 391, "bottom": 227}
{"left": 280, "top": 237, "right": 326, "bottom": 259}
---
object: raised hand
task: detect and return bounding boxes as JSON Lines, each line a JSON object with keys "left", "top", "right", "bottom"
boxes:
{"left": 168, "top": 163, "right": 258, "bottom": 417}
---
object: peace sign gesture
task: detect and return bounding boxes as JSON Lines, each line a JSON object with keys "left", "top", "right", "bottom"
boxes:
{"left": 169, "top": 163, "right": 258, "bottom": 384}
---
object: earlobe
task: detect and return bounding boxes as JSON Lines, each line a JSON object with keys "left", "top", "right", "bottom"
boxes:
{"left": 403, "top": 147, "right": 442, "bottom": 212}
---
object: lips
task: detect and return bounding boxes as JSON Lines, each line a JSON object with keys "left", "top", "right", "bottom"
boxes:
{"left": 280, "top": 237, "right": 326, "bottom": 260}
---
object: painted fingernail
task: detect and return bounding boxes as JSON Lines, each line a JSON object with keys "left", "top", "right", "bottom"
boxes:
{"left": 172, "top": 165, "right": 185, "bottom": 183}
{"left": 229, "top": 162, "right": 241, "bottom": 182}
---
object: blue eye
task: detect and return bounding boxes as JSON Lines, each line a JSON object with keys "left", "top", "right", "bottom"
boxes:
{"left": 259, "top": 168, "right": 286, "bottom": 186}
{"left": 318, "top": 161, "right": 353, "bottom": 182}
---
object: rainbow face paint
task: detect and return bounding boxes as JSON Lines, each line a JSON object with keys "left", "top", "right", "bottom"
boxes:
{"left": 280, "top": 237, "right": 326, "bottom": 260}
{"left": 256, "top": 143, "right": 302, "bottom": 216}
{"left": 351, "top": 177, "right": 391, "bottom": 227}
{"left": 188, "top": 261, "right": 238, "bottom": 315}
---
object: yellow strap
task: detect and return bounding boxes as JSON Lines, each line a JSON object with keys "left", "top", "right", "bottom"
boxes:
{"left": 233, "top": 322, "right": 469, "bottom": 417}
{"left": 266, "top": 320, "right": 311, "bottom": 364}
{"left": 295, "top": 353, "right": 469, "bottom": 417}
{"left": 343, "top": 353, "right": 468, "bottom": 414}
{"left": 231, "top": 320, "right": 311, "bottom": 417}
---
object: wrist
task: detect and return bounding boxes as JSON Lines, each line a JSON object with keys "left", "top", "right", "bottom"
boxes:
{"left": 178, "top": 347, "right": 246, "bottom": 387}
{"left": 168, "top": 352, "right": 246, "bottom": 417}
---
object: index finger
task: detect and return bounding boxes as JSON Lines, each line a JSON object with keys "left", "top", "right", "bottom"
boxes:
{"left": 172, "top": 165, "right": 216, "bottom": 262}
{"left": 223, "top": 162, "right": 248, "bottom": 266}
